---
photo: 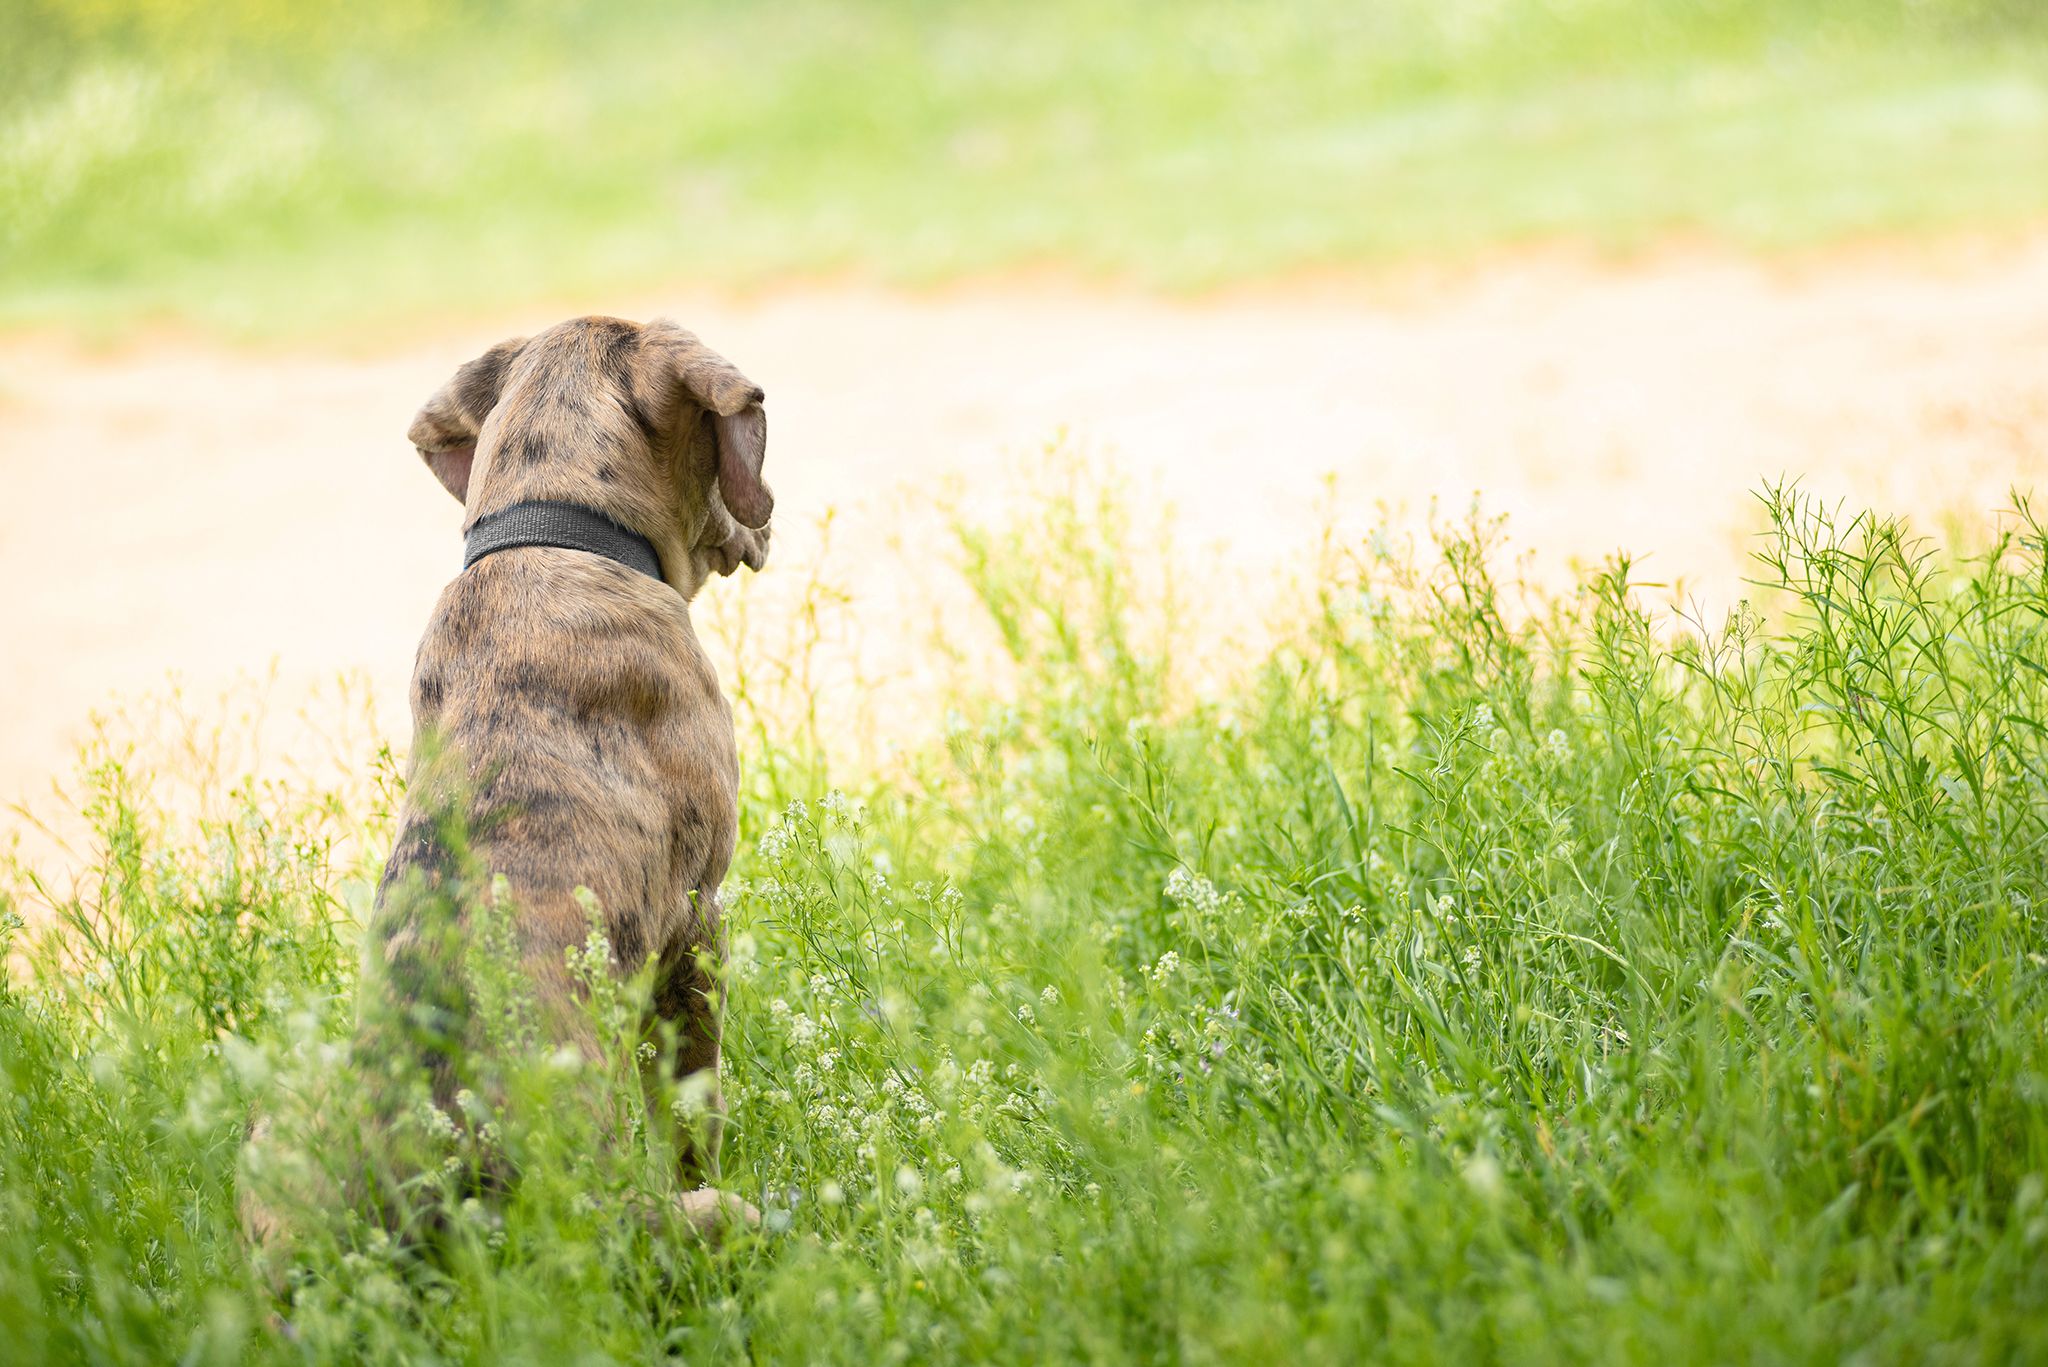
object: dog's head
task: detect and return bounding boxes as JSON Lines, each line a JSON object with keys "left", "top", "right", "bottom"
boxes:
{"left": 407, "top": 316, "right": 772, "bottom": 594}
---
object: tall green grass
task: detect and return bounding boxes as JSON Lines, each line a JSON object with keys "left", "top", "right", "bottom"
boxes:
{"left": 4, "top": 0, "right": 2046, "bottom": 332}
{"left": 2, "top": 479, "right": 2045, "bottom": 1362}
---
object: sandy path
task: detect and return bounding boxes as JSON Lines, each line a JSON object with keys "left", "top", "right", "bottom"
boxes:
{"left": 3, "top": 241, "right": 2046, "bottom": 819}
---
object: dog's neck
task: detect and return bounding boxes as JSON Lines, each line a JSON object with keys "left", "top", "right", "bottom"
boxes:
{"left": 461, "top": 438, "right": 711, "bottom": 600}
{"left": 463, "top": 500, "right": 666, "bottom": 583}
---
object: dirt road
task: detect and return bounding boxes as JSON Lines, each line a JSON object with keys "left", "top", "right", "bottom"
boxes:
{"left": 3, "top": 239, "right": 2045, "bottom": 816}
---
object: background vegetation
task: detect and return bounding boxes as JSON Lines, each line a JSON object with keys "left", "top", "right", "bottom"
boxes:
{"left": 4, "top": 0, "right": 2047, "bottom": 331}
{"left": 5, "top": 483, "right": 2047, "bottom": 1362}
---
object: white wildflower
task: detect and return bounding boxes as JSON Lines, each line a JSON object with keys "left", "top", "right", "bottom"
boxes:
{"left": 1164, "top": 869, "right": 1223, "bottom": 913}
{"left": 1462, "top": 1153, "right": 1503, "bottom": 1200}
{"left": 418, "top": 1101, "right": 459, "bottom": 1142}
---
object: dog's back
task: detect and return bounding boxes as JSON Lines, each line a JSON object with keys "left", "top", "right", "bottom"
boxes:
{"left": 375, "top": 549, "right": 738, "bottom": 1038}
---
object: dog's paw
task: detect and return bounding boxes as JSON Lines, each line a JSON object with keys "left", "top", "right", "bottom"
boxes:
{"left": 669, "top": 1187, "right": 762, "bottom": 1243}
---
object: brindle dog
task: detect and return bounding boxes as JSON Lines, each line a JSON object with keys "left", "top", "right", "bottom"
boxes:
{"left": 242, "top": 316, "right": 770, "bottom": 1267}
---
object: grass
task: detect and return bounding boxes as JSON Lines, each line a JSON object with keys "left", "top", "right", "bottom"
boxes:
{"left": 3, "top": 477, "right": 2046, "bottom": 1363}
{"left": 3, "top": 0, "right": 2047, "bottom": 333}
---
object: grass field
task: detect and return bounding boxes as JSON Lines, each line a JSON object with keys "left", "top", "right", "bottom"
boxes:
{"left": 3, "top": 0, "right": 2047, "bottom": 332}
{"left": 4, "top": 483, "right": 2046, "bottom": 1363}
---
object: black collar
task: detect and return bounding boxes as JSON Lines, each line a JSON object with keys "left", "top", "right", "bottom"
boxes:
{"left": 463, "top": 500, "right": 664, "bottom": 582}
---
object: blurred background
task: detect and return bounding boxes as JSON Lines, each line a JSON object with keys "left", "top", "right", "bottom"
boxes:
{"left": 2, "top": 0, "right": 2046, "bottom": 807}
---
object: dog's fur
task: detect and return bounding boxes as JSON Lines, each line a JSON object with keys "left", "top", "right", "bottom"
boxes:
{"left": 242, "top": 316, "right": 770, "bottom": 1263}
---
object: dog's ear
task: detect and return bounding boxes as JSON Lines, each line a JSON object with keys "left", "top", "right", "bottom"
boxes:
{"left": 712, "top": 403, "right": 771, "bottom": 530}
{"left": 648, "top": 323, "right": 772, "bottom": 530}
{"left": 407, "top": 337, "right": 526, "bottom": 503}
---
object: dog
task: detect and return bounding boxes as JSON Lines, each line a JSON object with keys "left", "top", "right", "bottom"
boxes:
{"left": 242, "top": 316, "right": 770, "bottom": 1269}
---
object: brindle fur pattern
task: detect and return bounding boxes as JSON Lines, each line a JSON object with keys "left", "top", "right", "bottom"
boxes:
{"left": 247, "top": 318, "right": 772, "bottom": 1261}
